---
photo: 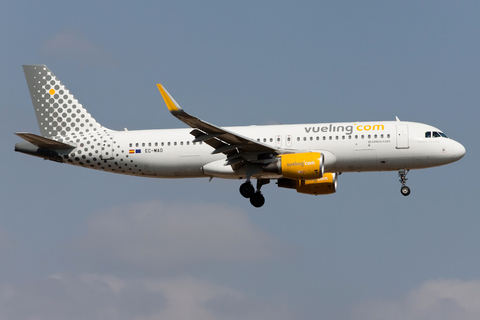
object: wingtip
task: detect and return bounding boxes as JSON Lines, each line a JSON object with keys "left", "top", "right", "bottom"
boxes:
{"left": 157, "top": 84, "right": 181, "bottom": 112}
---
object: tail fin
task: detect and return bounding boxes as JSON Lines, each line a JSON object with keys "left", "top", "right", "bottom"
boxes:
{"left": 22, "top": 65, "right": 110, "bottom": 137}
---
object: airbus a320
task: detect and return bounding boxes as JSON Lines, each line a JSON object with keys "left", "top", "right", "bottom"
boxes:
{"left": 15, "top": 65, "right": 466, "bottom": 207}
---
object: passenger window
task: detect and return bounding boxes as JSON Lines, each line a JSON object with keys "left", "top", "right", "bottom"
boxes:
{"left": 361, "top": 135, "right": 364, "bottom": 139}
{"left": 155, "top": 142, "right": 158, "bottom": 146}
{"left": 187, "top": 141, "right": 190, "bottom": 145}
{"left": 336, "top": 136, "right": 339, "bottom": 140}
{"left": 168, "top": 142, "right": 171, "bottom": 146}
{"left": 425, "top": 132, "right": 431, "bottom": 138}
{"left": 348, "top": 135, "right": 352, "bottom": 139}
{"left": 387, "top": 134, "right": 390, "bottom": 138}
{"left": 381, "top": 134, "right": 384, "bottom": 138}
{"left": 368, "top": 135, "right": 371, "bottom": 139}
{"left": 303, "top": 137, "right": 307, "bottom": 141}
{"left": 297, "top": 137, "right": 300, "bottom": 141}
{"left": 310, "top": 137, "right": 313, "bottom": 141}
{"left": 263, "top": 138, "right": 266, "bottom": 142}
{"left": 142, "top": 143, "right": 145, "bottom": 147}
{"left": 174, "top": 142, "right": 177, "bottom": 146}
{"left": 129, "top": 143, "right": 132, "bottom": 147}
{"left": 374, "top": 134, "right": 377, "bottom": 138}
{"left": 287, "top": 137, "right": 291, "bottom": 141}
{"left": 329, "top": 136, "right": 332, "bottom": 140}
{"left": 323, "top": 136, "right": 326, "bottom": 140}
{"left": 355, "top": 135, "right": 358, "bottom": 139}
{"left": 342, "top": 136, "right": 345, "bottom": 140}
{"left": 316, "top": 136, "right": 319, "bottom": 141}
{"left": 180, "top": 141, "right": 183, "bottom": 145}
{"left": 148, "top": 142, "right": 151, "bottom": 147}
{"left": 270, "top": 138, "right": 273, "bottom": 142}
{"left": 161, "top": 142, "right": 164, "bottom": 146}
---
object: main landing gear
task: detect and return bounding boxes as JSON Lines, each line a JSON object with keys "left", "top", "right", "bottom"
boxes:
{"left": 398, "top": 169, "right": 411, "bottom": 196}
{"left": 239, "top": 179, "right": 270, "bottom": 208}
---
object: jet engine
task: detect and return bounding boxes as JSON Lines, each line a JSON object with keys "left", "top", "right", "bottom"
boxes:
{"left": 263, "top": 152, "right": 324, "bottom": 180}
{"left": 278, "top": 172, "right": 337, "bottom": 195}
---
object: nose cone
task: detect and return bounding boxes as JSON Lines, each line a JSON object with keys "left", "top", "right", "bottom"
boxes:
{"left": 452, "top": 141, "right": 466, "bottom": 160}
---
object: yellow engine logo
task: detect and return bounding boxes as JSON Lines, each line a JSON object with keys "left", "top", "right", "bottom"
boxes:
{"left": 296, "top": 173, "right": 337, "bottom": 195}
{"left": 280, "top": 152, "right": 324, "bottom": 180}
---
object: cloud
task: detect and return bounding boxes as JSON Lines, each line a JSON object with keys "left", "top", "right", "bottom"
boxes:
{"left": 0, "top": 274, "right": 291, "bottom": 320}
{"left": 0, "top": 201, "right": 291, "bottom": 320}
{"left": 354, "top": 279, "right": 480, "bottom": 320}
{"left": 41, "top": 30, "right": 117, "bottom": 66}
{"left": 76, "top": 200, "right": 286, "bottom": 272}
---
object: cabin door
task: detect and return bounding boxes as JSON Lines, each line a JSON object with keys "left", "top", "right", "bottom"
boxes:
{"left": 275, "top": 135, "right": 282, "bottom": 147}
{"left": 396, "top": 125, "right": 409, "bottom": 149}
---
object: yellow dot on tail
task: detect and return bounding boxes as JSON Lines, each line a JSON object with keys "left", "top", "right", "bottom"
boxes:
{"left": 49, "top": 89, "right": 55, "bottom": 95}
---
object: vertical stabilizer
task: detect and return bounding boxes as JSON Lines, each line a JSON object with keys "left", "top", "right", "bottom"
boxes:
{"left": 23, "top": 65, "right": 110, "bottom": 137}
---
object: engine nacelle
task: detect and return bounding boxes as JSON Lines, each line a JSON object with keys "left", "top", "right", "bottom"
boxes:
{"left": 278, "top": 172, "right": 338, "bottom": 195}
{"left": 264, "top": 152, "right": 324, "bottom": 180}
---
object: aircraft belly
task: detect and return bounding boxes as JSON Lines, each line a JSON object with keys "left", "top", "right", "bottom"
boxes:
{"left": 352, "top": 149, "right": 378, "bottom": 171}
{"left": 176, "top": 154, "right": 204, "bottom": 177}
{"left": 378, "top": 149, "right": 413, "bottom": 170}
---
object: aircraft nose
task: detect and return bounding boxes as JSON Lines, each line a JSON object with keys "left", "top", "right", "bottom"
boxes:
{"left": 452, "top": 141, "right": 466, "bottom": 160}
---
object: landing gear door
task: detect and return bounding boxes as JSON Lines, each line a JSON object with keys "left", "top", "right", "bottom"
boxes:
{"left": 101, "top": 135, "right": 114, "bottom": 160}
{"left": 396, "top": 125, "right": 409, "bottom": 149}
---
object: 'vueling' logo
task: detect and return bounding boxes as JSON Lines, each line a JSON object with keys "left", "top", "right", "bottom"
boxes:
{"left": 286, "top": 161, "right": 316, "bottom": 167}
{"left": 305, "top": 124, "right": 385, "bottom": 134}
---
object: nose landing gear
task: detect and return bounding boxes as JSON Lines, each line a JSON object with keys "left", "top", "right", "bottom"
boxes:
{"left": 239, "top": 179, "right": 270, "bottom": 208}
{"left": 398, "top": 169, "right": 411, "bottom": 196}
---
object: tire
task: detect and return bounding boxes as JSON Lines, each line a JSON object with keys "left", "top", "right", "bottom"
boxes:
{"left": 250, "top": 192, "right": 265, "bottom": 208}
{"left": 239, "top": 182, "right": 255, "bottom": 198}
{"left": 401, "top": 186, "right": 411, "bottom": 196}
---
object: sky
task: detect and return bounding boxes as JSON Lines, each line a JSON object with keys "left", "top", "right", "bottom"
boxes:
{"left": 1, "top": 1, "right": 479, "bottom": 319}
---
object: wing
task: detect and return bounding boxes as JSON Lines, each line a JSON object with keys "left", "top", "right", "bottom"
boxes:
{"left": 157, "top": 84, "right": 280, "bottom": 166}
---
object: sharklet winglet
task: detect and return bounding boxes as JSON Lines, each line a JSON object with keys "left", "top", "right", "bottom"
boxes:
{"left": 157, "top": 84, "right": 182, "bottom": 113}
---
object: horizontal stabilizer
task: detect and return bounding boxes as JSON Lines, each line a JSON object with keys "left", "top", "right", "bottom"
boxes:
{"left": 15, "top": 133, "right": 76, "bottom": 150}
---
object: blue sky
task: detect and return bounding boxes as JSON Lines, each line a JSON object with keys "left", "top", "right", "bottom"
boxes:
{"left": 1, "top": 1, "right": 479, "bottom": 319}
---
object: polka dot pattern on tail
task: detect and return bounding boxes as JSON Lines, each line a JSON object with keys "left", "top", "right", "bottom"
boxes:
{"left": 22, "top": 65, "right": 150, "bottom": 177}
{"left": 23, "top": 65, "right": 110, "bottom": 139}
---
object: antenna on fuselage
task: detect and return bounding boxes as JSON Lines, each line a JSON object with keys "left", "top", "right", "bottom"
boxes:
{"left": 395, "top": 116, "right": 401, "bottom": 121}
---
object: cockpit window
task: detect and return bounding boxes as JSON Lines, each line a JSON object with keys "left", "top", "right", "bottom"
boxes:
{"left": 425, "top": 131, "right": 448, "bottom": 138}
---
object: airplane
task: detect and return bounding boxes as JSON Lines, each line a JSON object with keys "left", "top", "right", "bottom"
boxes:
{"left": 15, "top": 65, "right": 466, "bottom": 208}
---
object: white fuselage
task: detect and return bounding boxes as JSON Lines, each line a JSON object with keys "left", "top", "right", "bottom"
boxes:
{"left": 73, "top": 120, "right": 464, "bottom": 179}
{"left": 17, "top": 65, "right": 467, "bottom": 206}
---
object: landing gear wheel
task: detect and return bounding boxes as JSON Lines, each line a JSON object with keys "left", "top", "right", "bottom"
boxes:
{"left": 250, "top": 192, "right": 265, "bottom": 208}
{"left": 398, "top": 169, "right": 411, "bottom": 197}
{"left": 239, "top": 181, "right": 255, "bottom": 198}
{"left": 400, "top": 186, "right": 411, "bottom": 196}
